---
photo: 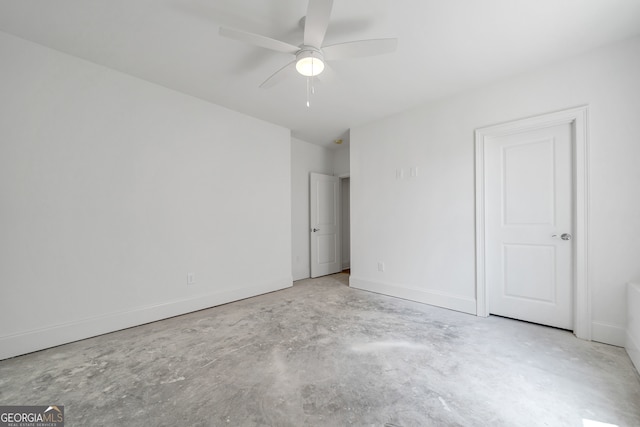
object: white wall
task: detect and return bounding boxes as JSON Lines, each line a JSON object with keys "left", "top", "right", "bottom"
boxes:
{"left": 350, "top": 35, "right": 640, "bottom": 346}
{"left": 627, "top": 283, "right": 640, "bottom": 372}
{"left": 291, "top": 138, "right": 333, "bottom": 281}
{"left": 0, "top": 32, "right": 292, "bottom": 360}
{"left": 333, "top": 145, "right": 350, "bottom": 177}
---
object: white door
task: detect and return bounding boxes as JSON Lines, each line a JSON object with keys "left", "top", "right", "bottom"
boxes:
{"left": 485, "top": 123, "right": 573, "bottom": 329}
{"left": 310, "top": 173, "right": 341, "bottom": 278}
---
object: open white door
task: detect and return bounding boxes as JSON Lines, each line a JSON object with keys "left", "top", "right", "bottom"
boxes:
{"left": 310, "top": 173, "right": 341, "bottom": 278}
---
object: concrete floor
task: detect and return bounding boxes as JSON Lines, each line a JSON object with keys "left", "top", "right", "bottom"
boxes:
{"left": 1, "top": 273, "right": 639, "bottom": 426}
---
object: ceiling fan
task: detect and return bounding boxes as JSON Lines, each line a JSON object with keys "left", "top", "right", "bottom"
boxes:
{"left": 218, "top": 0, "right": 397, "bottom": 90}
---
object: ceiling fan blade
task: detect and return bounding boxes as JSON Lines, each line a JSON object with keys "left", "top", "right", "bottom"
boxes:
{"left": 259, "top": 60, "right": 297, "bottom": 89}
{"left": 219, "top": 27, "right": 299, "bottom": 55}
{"left": 304, "top": 0, "right": 333, "bottom": 47}
{"left": 316, "top": 63, "right": 338, "bottom": 85}
{"left": 323, "top": 38, "right": 398, "bottom": 61}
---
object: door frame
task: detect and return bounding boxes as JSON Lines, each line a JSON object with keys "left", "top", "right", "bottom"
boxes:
{"left": 339, "top": 174, "right": 350, "bottom": 272}
{"left": 474, "top": 106, "right": 590, "bottom": 340}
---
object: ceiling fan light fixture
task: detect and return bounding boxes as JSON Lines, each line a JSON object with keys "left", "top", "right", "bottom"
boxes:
{"left": 296, "top": 49, "right": 325, "bottom": 77}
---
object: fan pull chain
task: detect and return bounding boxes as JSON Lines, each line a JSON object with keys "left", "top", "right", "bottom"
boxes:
{"left": 306, "top": 78, "right": 316, "bottom": 107}
{"left": 311, "top": 56, "right": 315, "bottom": 95}
{"left": 305, "top": 56, "right": 317, "bottom": 108}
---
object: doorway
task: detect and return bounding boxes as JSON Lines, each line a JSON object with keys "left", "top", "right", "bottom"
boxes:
{"left": 309, "top": 173, "right": 350, "bottom": 278}
{"left": 341, "top": 177, "right": 350, "bottom": 273}
{"left": 475, "top": 106, "right": 590, "bottom": 339}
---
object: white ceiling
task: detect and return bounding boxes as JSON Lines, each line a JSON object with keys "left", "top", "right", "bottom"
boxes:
{"left": 1, "top": 0, "right": 639, "bottom": 148}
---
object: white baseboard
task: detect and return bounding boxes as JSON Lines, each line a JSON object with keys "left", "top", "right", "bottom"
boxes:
{"left": 292, "top": 272, "right": 310, "bottom": 281}
{"left": 591, "top": 321, "right": 626, "bottom": 347}
{"left": 341, "top": 262, "right": 351, "bottom": 270}
{"left": 349, "top": 276, "right": 476, "bottom": 315}
{"left": 627, "top": 282, "right": 640, "bottom": 372}
{"left": 0, "top": 278, "right": 292, "bottom": 360}
{"left": 627, "top": 330, "right": 640, "bottom": 373}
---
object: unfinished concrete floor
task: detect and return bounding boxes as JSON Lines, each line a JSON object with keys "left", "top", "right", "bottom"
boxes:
{"left": 1, "top": 273, "right": 639, "bottom": 426}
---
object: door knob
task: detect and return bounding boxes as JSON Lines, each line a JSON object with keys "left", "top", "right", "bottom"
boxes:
{"left": 312, "top": 228, "right": 320, "bottom": 232}
{"left": 552, "top": 233, "right": 572, "bottom": 240}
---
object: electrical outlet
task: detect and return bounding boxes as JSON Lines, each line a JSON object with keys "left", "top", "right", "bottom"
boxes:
{"left": 377, "top": 262, "right": 385, "bottom": 272}
{"left": 187, "top": 273, "right": 195, "bottom": 285}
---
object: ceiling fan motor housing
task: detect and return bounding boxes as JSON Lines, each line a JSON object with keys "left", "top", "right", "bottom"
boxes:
{"left": 296, "top": 46, "right": 325, "bottom": 76}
